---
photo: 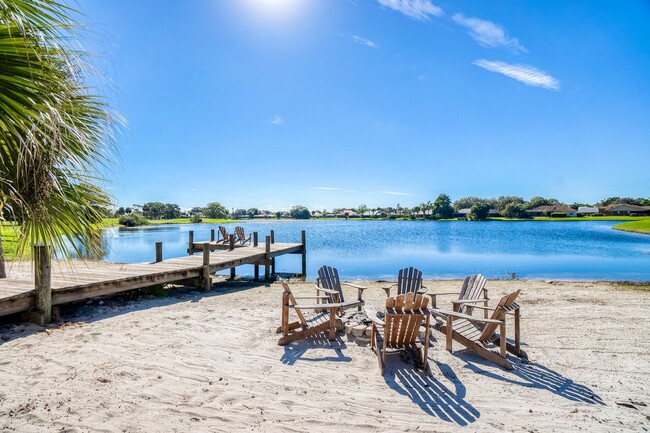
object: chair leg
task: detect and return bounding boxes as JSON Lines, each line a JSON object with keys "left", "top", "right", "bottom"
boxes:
{"left": 445, "top": 315, "right": 453, "bottom": 352}
{"left": 499, "top": 322, "right": 507, "bottom": 358}
{"left": 514, "top": 307, "right": 521, "bottom": 356}
{"left": 328, "top": 308, "right": 336, "bottom": 340}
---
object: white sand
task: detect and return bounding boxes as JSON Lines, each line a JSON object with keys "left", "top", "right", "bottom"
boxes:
{"left": 0, "top": 278, "right": 649, "bottom": 432}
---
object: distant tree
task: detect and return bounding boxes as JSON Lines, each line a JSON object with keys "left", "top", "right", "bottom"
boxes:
{"left": 290, "top": 205, "right": 311, "bottom": 219}
{"left": 598, "top": 196, "right": 649, "bottom": 206}
{"left": 467, "top": 202, "right": 491, "bottom": 221}
{"left": 203, "top": 202, "right": 228, "bottom": 219}
{"left": 275, "top": 211, "right": 282, "bottom": 219}
{"left": 116, "top": 207, "right": 126, "bottom": 215}
{"left": 125, "top": 207, "right": 132, "bottom": 214}
{"left": 142, "top": 202, "right": 166, "bottom": 220}
{"left": 232, "top": 208, "right": 247, "bottom": 218}
{"left": 118, "top": 213, "right": 149, "bottom": 227}
{"left": 502, "top": 203, "right": 531, "bottom": 219}
{"left": 163, "top": 203, "right": 181, "bottom": 219}
{"left": 247, "top": 208, "right": 259, "bottom": 218}
{"left": 433, "top": 193, "right": 454, "bottom": 219}
{"left": 453, "top": 197, "right": 483, "bottom": 211}
{"left": 496, "top": 196, "right": 525, "bottom": 212}
{"left": 526, "top": 196, "right": 559, "bottom": 209}
{"left": 188, "top": 206, "right": 203, "bottom": 216}
{"left": 357, "top": 204, "right": 368, "bottom": 218}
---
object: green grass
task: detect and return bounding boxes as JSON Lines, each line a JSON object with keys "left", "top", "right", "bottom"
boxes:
{"left": 0, "top": 224, "right": 22, "bottom": 260}
{"left": 489, "top": 216, "right": 642, "bottom": 222}
{"left": 613, "top": 282, "right": 650, "bottom": 292}
{"left": 612, "top": 218, "right": 650, "bottom": 235}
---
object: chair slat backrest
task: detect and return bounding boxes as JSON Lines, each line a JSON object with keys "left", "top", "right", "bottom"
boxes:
{"left": 384, "top": 293, "right": 429, "bottom": 348}
{"left": 397, "top": 267, "right": 423, "bottom": 296}
{"left": 235, "top": 226, "right": 245, "bottom": 241}
{"left": 218, "top": 226, "right": 228, "bottom": 241}
{"left": 457, "top": 274, "right": 487, "bottom": 314}
{"left": 317, "top": 265, "right": 344, "bottom": 303}
{"left": 478, "top": 289, "right": 521, "bottom": 342}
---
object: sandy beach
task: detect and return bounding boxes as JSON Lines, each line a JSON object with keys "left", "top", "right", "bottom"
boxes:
{"left": 0, "top": 277, "right": 649, "bottom": 432}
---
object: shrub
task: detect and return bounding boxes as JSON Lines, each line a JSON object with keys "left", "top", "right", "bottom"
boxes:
{"left": 467, "top": 202, "right": 490, "bottom": 221}
{"left": 118, "top": 213, "right": 149, "bottom": 227}
{"left": 190, "top": 214, "right": 202, "bottom": 223}
{"left": 503, "top": 203, "right": 532, "bottom": 219}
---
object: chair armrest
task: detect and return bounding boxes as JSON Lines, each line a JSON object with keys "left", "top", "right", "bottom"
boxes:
{"left": 435, "top": 308, "right": 504, "bottom": 325}
{"left": 434, "top": 292, "right": 462, "bottom": 296}
{"left": 342, "top": 282, "right": 368, "bottom": 290}
{"left": 293, "top": 296, "right": 330, "bottom": 300}
{"left": 292, "top": 302, "right": 350, "bottom": 310}
{"left": 313, "top": 285, "right": 338, "bottom": 295}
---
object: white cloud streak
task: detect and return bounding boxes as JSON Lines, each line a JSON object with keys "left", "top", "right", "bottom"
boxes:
{"left": 473, "top": 59, "right": 560, "bottom": 91}
{"left": 268, "top": 115, "right": 284, "bottom": 125}
{"left": 382, "top": 191, "right": 414, "bottom": 196}
{"left": 452, "top": 14, "right": 526, "bottom": 53}
{"left": 377, "top": 0, "right": 444, "bottom": 21}
{"left": 351, "top": 35, "right": 378, "bottom": 48}
{"left": 313, "top": 187, "right": 342, "bottom": 191}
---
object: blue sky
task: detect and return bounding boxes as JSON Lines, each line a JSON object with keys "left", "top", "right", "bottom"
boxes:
{"left": 80, "top": 0, "right": 650, "bottom": 211}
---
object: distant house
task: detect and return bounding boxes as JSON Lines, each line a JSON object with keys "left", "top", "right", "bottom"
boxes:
{"left": 526, "top": 205, "right": 577, "bottom": 217}
{"left": 311, "top": 211, "right": 323, "bottom": 218}
{"left": 600, "top": 204, "right": 650, "bottom": 216}
{"left": 453, "top": 208, "right": 499, "bottom": 219}
{"left": 362, "top": 210, "right": 374, "bottom": 218}
{"left": 577, "top": 206, "right": 599, "bottom": 216}
{"left": 336, "top": 209, "right": 358, "bottom": 218}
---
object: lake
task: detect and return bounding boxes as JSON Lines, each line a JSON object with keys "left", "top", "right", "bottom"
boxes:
{"left": 98, "top": 220, "right": 650, "bottom": 281}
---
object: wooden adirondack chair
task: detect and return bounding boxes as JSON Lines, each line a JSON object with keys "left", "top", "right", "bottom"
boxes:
{"left": 216, "top": 226, "right": 229, "bottom": 244}
{"left": 367, "top": 292, "right": 432, "bottom": 375}
{"left": 316, "top": 265, "right": 367, "bottom": 312}
{"left": 383, "top": 267, "right": 428, "bottom": 297}
{"left": 277, "top": 279, "right": 352, "bottom": 345}
{"left": 234, "top": 226, "right": 251, "bottom": 245}
{"left": 439, "top": 290, "right": 525, "bottom": 370}
{"left": 429, "top": 274, "right": 490, "bottom": 318}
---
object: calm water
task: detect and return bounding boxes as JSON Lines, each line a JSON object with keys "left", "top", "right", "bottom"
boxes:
{"left": 98, "top": 220, "right": 650, "bottom": 281}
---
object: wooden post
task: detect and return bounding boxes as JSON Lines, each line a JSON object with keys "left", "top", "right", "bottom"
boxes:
{"left": 228, "top": 234, "right": 236, "bottom": 279}
{"left": 265, "top": 236, "right": 271, "bottom": 281}
{"left": 210, "top": 229, "right": 215, "bottom": 242}
{"left": 514, "top": 307, "right": 521, "bottom": 356}
{"left": 301, "top": 230, "right": 306, "bottom": 278}
{"left": 270, "top": 230, "right": 276, "bottom": 276}
{"left": 253, "top": 232, "right": 259, "bottom": 280}
{"left": 33, "top": 244, "right": 52, "bottom": 324}
{"left": 202, "top": 243, "right": 211, "bottom": 292}
{"left": 188, "top": 230, "right": 194, "bottom": 255}
{"left": 155, "top": 242, "right": 163, "bottom": 263}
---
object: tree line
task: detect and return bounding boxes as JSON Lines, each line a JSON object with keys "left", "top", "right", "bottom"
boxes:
{"left": 113, "top": 194, "right": 649, "bottom": 227}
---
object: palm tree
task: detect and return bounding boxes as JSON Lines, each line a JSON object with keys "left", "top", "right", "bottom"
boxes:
{"left": 0, "top": 0, "right": 122, "bottom": 276}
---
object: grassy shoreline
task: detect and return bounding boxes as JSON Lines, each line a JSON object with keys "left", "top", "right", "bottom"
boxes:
{"left": 612, "top": 218, "right": 650, "bottom": 235}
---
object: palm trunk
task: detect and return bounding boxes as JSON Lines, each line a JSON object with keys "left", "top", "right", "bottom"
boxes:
{"left": 0, "top": 237, "right": 6, "bottom": 278}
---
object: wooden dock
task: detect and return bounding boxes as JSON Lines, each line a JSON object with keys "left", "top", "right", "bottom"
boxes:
{"left": 0, "top": 230, "right": 305, "bottom": 323}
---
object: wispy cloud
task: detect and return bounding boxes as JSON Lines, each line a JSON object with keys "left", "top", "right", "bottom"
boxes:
{"left": 351, "top": 35, "right": 378, "bottom": 48}
{"left": 382, "top": 190, "right": 414, "bottom": 196}
{"left": 453, "top": 14, "right": 526, "bottom": 53}
{"left": 377, "top": 0, "right": 444, "bottom": 21}
{"left": 268, "top": 115, "right": 284, "bottom": 125}
{"left": 473, "top": 59, "right": 560, "bottom": 91}
{"left": 313, "top": 187, "right": 342, "bottom": 191}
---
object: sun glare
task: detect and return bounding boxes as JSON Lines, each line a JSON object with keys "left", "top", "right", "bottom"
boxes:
{"left": 242, "top": 0, "right": 307, "bottom": 22}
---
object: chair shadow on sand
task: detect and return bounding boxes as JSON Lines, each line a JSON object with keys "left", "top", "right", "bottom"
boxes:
{"left": 463, "top": 354, "right": 605, "bottom": 405}
{"left": 280, "top": 335, "right": 352, "bottom": 366}
{"left": 383, "top": 357, "right": 480, "bottom": 426}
